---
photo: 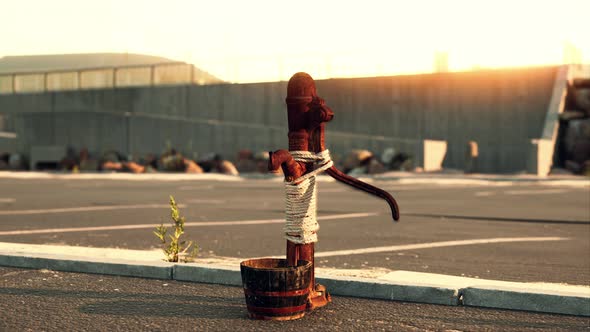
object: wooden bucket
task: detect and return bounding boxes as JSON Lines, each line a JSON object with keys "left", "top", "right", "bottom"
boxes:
{"left": 240, "top": 258, "right": 312, "bottom": 320}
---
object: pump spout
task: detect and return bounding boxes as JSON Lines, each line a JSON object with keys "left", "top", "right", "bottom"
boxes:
{"left": 325, "top": 166, "right": 400, "bottom": 221}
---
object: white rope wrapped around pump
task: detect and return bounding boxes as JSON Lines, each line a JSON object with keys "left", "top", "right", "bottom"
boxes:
{"left": 284, "top": 150, "right": 333, "bottom": 244}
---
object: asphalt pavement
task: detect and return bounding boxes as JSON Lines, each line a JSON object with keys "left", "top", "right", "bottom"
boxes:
{"left": 1, "top": 266, "right": 588, "bottom": 331}
{"left": 0, "top": 176, "right": 588, "bottom": 285}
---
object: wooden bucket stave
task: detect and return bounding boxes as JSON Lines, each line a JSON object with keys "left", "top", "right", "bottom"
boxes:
{"left": 240, "top": 258, "right": 312, "bottom": 320}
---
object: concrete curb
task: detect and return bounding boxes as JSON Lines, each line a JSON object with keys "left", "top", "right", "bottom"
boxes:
{"left": 0, "top": 248, "right": 588, "bottom": 317}
{"left": 0, "top": 254, "right": 173, "bottom": 280}
{"left": 462, "top": 286, "right": 590, "bottom": 317}
{"left": 174, "top": 263, "right": 242, "bottom": 286}
{"left": 316, "top": 275, "right": 459, "bottom": 306}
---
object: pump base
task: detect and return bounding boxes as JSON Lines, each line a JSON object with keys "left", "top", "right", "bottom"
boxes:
{"left": 308, "top": 283, "right": 332, "bottom": 310}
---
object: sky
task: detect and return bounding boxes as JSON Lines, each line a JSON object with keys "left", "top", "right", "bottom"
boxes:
{"left": 1, "top": 0, "right": 589, "bottom": 83}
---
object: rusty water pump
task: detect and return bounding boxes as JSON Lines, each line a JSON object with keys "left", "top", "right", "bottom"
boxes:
{"left": 240, "top": 72, "right": 399, "bottom": 320}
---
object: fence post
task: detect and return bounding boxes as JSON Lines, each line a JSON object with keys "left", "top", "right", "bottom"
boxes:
{"left": 150, "top": 65, "right": 156, "bottom": 86}
{"left": 113, "top": 67, "right": 117, "bottom": 89}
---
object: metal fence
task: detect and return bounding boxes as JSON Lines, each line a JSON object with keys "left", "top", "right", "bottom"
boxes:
{"left": 0, "top": 62, "right": 223, "bottom": 95}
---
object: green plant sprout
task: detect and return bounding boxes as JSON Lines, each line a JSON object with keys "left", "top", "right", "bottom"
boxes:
{"left": 154, "top": 195, "right": 199, "bottom": 262}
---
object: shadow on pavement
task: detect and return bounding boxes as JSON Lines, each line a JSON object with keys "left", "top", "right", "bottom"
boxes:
{"left": 0, "top": 287, "right": 245, "bottom": 319}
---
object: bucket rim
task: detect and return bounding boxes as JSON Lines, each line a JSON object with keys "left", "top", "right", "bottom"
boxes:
{"left": 240, "top": 258, "right": 312, "bottom": 271}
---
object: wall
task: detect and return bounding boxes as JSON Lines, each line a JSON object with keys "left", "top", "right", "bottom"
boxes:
{"left": 317, "top": 68, "right": 557, "bottom": 172}
{"left": 0, "top": 66, "right": 563, "bottom": 173}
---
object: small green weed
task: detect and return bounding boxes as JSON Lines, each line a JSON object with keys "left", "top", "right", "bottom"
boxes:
{"left": 154, "top": 195, "right": 199, "bottom": 262}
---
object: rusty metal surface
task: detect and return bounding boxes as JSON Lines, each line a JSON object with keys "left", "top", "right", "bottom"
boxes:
{"left": 270, "top": 72, "right": 399, "bottom": 220}
{"left": 573, "top": 78, "right": 590, "bottom": 89}
{"left": 267, "top": 72, "right": 401, "bottom": 312}
{"left": 325, "top": 166, "right": 399, "bottom": 221}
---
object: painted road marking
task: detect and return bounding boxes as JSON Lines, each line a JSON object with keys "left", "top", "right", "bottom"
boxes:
{"left": 475, "top": 189, "right": 570, "bottom": 197}
{"left": 314, "top": 237, "right": 568, "bottom": 258}
{"left": 319, "top": 188, "right": 347, "bottom": 193}
{"left": 187, "top": 199, "right": 226, "bottom": 204}
{"left": 179, "top": 185, "right": 215, "bottom": 191}
{"left": 0, "top": 212, "right": 378, "bottom": 236}
{"left": 0, "top": 198, "right": 16, "bottom": 203}
{"left": 504, "top": 189, "right": 568, "bottom": 195}
{"left": 0, "top": 204, "right": 186, "bottom": 216}
{"left": 65, "top": 183, "right": 105, "bottom": 188}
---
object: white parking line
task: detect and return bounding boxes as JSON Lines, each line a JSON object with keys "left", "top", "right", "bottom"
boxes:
{"left": 187, "top": 199, "right": 226, "bottom": 204}
{"left": 0, "top": 204, "right": 186, "bottom": 216}
{"left": 179, "top": 185, "right": 215, "bottom": 191}
{"left": 315, "top": 237, "right": 568, "bottom": 257}
{"left": 504, "top": 189, "right": 568, "bottom": 195}
{"left": 0, "top": 198, "right": 16, "bottom": 203}
{"left": 318, "top": 188, "right": 347, "bottom": 193}
{"left": 475, "top": 189, "right": 572, "bottom": 197}
{"left": 65, "top": 183, "right": 105, "bottom": 188}
{"left": 0, "top": 212, "right": 378, "bottom": 236}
